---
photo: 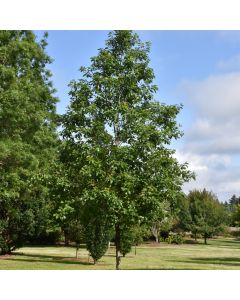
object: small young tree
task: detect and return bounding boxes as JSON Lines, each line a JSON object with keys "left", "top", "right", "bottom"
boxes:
{"left": 131, "top": 224, "right": 149, "bottom": 255}
{"left": 150, "top": 201, "right": 175, "bottom": 243}
{"left": 61, "top": 30, "right": 193, "bottom": 269}
{"left": 84, "top": 219, "right": 112, "bottom": 264}
{"left": 188, "top": 189, "right": 227, "bottom": 244}
{"left": 68, "top": 220, "right": 85, "bottom": 258}
{"left": 119, "top": 226, "right": 133, "bottom": 257}
{"left": 119, "top": 224, "right": 149, "bottom": 256}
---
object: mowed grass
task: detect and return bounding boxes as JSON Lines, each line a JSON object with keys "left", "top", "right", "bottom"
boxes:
{"left": 1, "top": 238, "right": 240, "bottom": 270}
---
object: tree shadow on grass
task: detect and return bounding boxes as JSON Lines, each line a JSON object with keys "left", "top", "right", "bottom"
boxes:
{"left": 184, "top": 239, "right": 240, "bottom": 250}
{"left": 126, "top": 267, "right": 202, "bottom": 270}
{"left": 127, "top": 257, "right": 240, "bottom": 270}
{"left": 13, "top": 252, "right": 73, "bottom": 260}
{"left": 191, "top": 256, "right": 240, "bottom": 266}
{"left": 3, "top": 257, "right": 93, "bottom": 266}
{"left": 166, "top": 257, "right": 240, "bottom": 268}
{"left": 6, "top": 253, "right": 93, "bottom": 266}
{"left": 211, "top": 239, "right": 240, "bottom": 247}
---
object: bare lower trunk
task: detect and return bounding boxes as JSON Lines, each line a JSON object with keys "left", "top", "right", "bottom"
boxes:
{"left": 194, "top": 232, "right": 197, "bottom": 241}
{"left": 204, "top": 233, "right": 207, "bottom": 245}
{"left": 135, "top": 244, "right": 137, "bottom": 255}
{"left": 116, "top": 250, "right": 121, "bottom": 269}
{"left": 76, "top": 245, "right": 80, "bottom": 259}
{"left": 64, "top": 230, "right": 69, "bottom": 246}
{"left": 115, "top": 224, "right": 121, "bottom": 270}
{"left": 151, "top": 225, "right": 160, "bottom": 243}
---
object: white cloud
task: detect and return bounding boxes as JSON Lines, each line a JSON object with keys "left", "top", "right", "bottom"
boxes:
{"left": 181, "top": 72, "right": 240, "bottom": 119}
{"left": 180, "top": 72, "right": 240, "bottom": 155}
{"left": 177, "top": 71, "right": 240, "bottom": 201}
{"left": 177, "top": 149, "right": 240, "bottom": 201}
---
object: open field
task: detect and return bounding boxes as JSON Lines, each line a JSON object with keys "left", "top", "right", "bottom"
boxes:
{"left": 1, "top": 238, "right": 240, "bottom": 270}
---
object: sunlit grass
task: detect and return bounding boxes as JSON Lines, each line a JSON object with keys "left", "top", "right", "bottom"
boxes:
{"left": 0, "top": 238, "right": 240, "bottom": 270}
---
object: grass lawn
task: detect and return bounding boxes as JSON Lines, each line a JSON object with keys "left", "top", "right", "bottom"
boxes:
{"left": 1, "top": 238, "right": 240, "bottom": 270}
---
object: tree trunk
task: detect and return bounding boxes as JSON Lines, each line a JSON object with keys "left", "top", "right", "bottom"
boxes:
{"left": 151, "top": 225, "right": 159, "bottom": 243}
{"left": 76, "top": 244, "right": 80, "bottom": 259}
{"left": 194, "top": 232, "right": 197, "bottom": 241}
{"left": 135, "top": 244, "right": 137, "bottom": 255}
{"left": 204, "top": 233, "right": 207, "bottom": 245}
{"left": 64, "top": 229, "right": 69, "bottom": 246}
{"left": 115, "top": 224, "right": 121, "bottom": 270}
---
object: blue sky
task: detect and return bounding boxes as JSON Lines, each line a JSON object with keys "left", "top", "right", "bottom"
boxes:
{"left": 35, "top": 30, "right": 240, "bottom": 202}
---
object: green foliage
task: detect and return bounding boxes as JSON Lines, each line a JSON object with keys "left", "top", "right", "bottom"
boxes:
{"left": 224, "top": 195, "right": 240, "bottom": 226}
{"left": 150, "top": 200, "right": 177, "bottom": 242}
{"left": 28, "top": 228, "right": 62, "bottom": 245}
{"left": 132, "top": 224, "right": 150, "bottom": 245}
{"left": 67, "top": 220, "right": 85, "bottom": 245}
{"left": 166, "top": 233, "right": 184, "bottom": 244}
{"left": 120, "top": 224, "right": 149, "bottom": 256}
{"left": 231, "top": 204, "right": 240, "bottom": 227}
{"left": 229, "top": 194, "right": 240, "bottom": 206}
{"left": 85, "top": 219, "right": 113, "bottom": 263}
{"left": 173, "top": 193, "right": 192, "bottom": 232}
{"left": 119, "top": 227, "right": 133, "bottom": 257}
{"left": 187, "top": 189, "right": 227, "bottom": 244}
{"left": 0, "top": 30, "right": 58, "bottom": 253}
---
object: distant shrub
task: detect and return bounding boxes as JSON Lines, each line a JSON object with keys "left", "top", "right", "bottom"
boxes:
{"left": 159, "top": 236, "right": 165, "bottom": 243}
{"left": 85, "top": 221, "right": 112, "bottom": 264}
{"left": 166, "top": 233, "right": 183, "bottom": 244}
